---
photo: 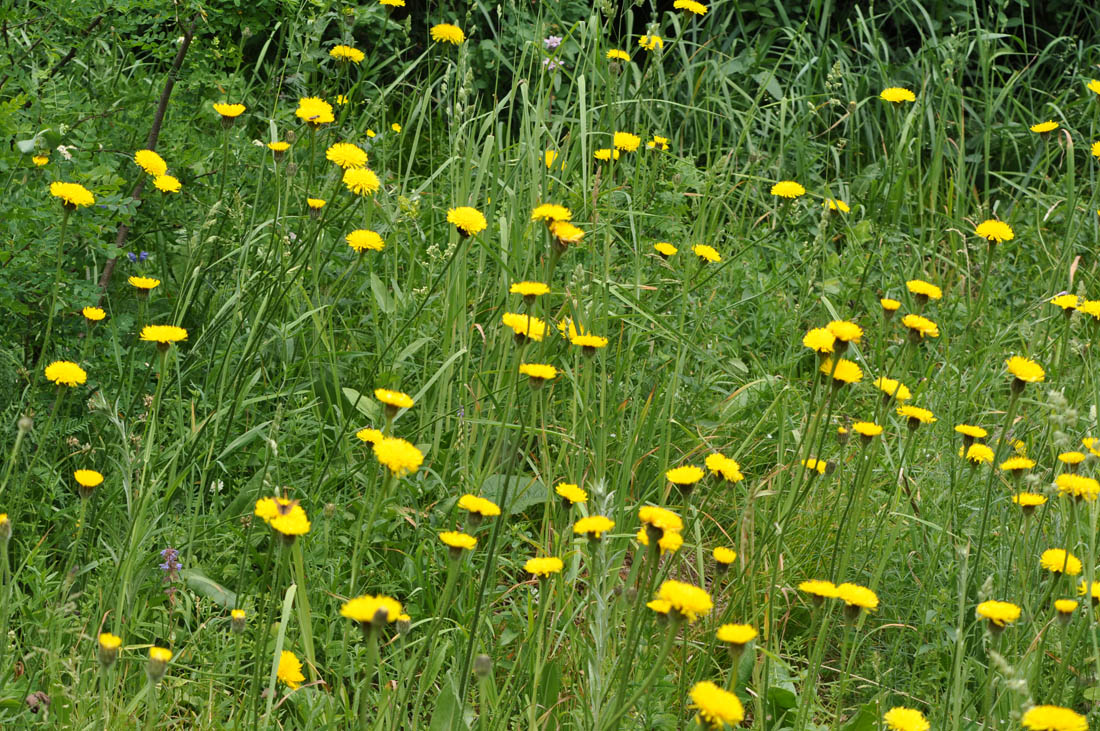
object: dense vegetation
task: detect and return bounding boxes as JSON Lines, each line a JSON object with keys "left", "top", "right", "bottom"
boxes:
{"left": 3, "top": 0, "right": 1100, "bottom": 728}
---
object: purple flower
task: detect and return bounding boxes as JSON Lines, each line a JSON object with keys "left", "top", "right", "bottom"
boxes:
{"left": 543, "top": 36, "right": 562, "bottom": 50}
{"left": 159, "top": 547, "right": 181, "bottom": 580}
{"left": 127, "top": 251, "right": 149, "bottom": 263}
{"left": 542, "top": 58, "right": 561, "bottom": 72}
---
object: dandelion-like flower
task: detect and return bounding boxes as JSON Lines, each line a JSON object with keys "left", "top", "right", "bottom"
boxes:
{"left": 880, "top": 87, "right": 916, "bottom": 103}
{"left": 666, "top": 465, "right": 704, "bottom": 487}
{"left": 770, "top": 180, "right": 806, "bottom": 199}
{"left": 326, "top": 143, "right": 368, "bottom": 169}
{"left": 573, "top": 515, "right": 615, "bottom": 539}
{"left": 134, "top": 150, "right": 167, "bottom": 177}
{"left": 277, "top": 650, "right": 305, "bottom": 689}
{"left": 1056, "top": 474, "right": 1100, "bottom": 501}
{"left": 836, "top": 582, "right": 878, "bottom": 614}
{"left": 549, "top": 220, "right": 584, "bottom": 245}
{"left": 802, "top": 327, "right": 835, "bottom": 354}
{"left": 820, "top": 357, "right": 862, "bottom": 385}
{"left": 647, "top": 135, "right": 670, "bottom": 151}
{"left": 638, "top": 35, "right": 664, "bottom": 51}
{"left": 213, "top": 103, "right": 246, "bottom": 119}
{"left": 594, "top": 148, "right": 620, "bottom": 161}
{"left": 1020, "top": 705, "right": 1088, "bottom": 731}
{"left": 880, "top": 298, "right": 901, "bottom": 314}
{"left": 140, "top": 325, "right": 188, "bottom": 348}
{"left": 906, "top": 279, "right": 942, "bottom": 301}
{"left": 897, "top": 405, "right": 935, "bottom": 427}
{"left": 329, "top": 44, "right": 365, "bottom": 63}
{"left": 447, "top": 206, "right": 488, "bottom": 236}
{"left": 826, "top": 320, "right": 862, "bottom": 344}
{"left": 343, "top": 167, "right": 381, "bottom": 197}
{"left": 431, "top": 23, "right": 465, "bottom": 44}
{"left": 510, "top": 281, "right": 550, "bottom": 299}
{"left": 705, "top": 453, "right": 744, "bottom": 483}
{"left": 883, "top": 707, "right": 930, "bottom": 731}
{"left": 373, "top": 437, "right": 424, "bottom": 477}
{"left": 657, "top": 579, "right": 713, "bottom": 622}
{"left": 999, "top": 456, "right": 1034, "bottom": 473}
{"left": 502, "top": 312, "right": 547, "bottom": 342}
{"left": 689, "top": 681, "right": 744, "bottom": 727}
{"left": 976, "top": 599, "right": 1020, "bottom": 627}
{"left": 638, "top": 505, "right": 683, "bottom": 536}
{"left": 531, "top": 203, "right": 572, "bottom": 222}
{"left": 554, "top": 483, "right": 587, "bottom": 505}
{"left": 901, "top": 314, "right": 939, "bottom": 339}
{"left": 613, "top": 132, "right": 641, "bottom": 152}
{"left": 713, "top": 547, "right": 737, "bottom": 567}
{"left": 692, "top": 244, "right": 721, "bottom": 263}
{"left": 74, "top": 468, "right": 103, "bottom": 488}
{"left": 128, "top": 276, "right": 160, "bottom": 292}
{"left": 823, "top": 198, "right": 850, "bottom": 213}
{"left": 153, "top": 175, "right": 180, "bottom": 193}
{"left": 975, "top": 219, "right": 1014, "bottom": 243}
{"left": 458, "top": 494, "right": 501, "bottom": 518}
{"left": 50, "top": 181, "right": 95, "bottom": 209}
{"left": 874, "top": 376, "right": 911, "bottom": 401}
{"left": 802, "top": 458, "right": 829, "bottom": 475}
{"left": 1030, "top": 120, "right": 1059, "bottom": 134}
{"left": 673, "top": 0, "right": 709, "bottom": 14}
{"left": 606, "top": 49, "right": 630, "bottom": 61}
{"left": 341, "top": 594, "right": 403, "bottom": 627}
{"left": 519, "top": 362, "right": 558, "bottom": 385}
{"left": 1041, "top": 548, "right": 1082, "bottom": 576}
{"left": 966, "top": 444, "right": 994, "bottom": 465}
{"left": 1006, "top": 356, "right": 1044, "bottom": 386}
{"left": 346, "top": 229, "right": 384, "bottom": 253}
{"left": 525, "top": 557, "right": 564, "bottom": 577}
{"left": 32, "top": 155, "right": 48, "bottom": 166}
{"left": 716, "top": 623, "right": 756, "bottom": 647}
{"left": 1055, "top": 599, "right": 1078, "bottom": 618}
{"left": 296, "top": 97, "right": 334, "bottom": 127}
{"left": 45, "top": 360, "right": 87, "bottom": 387}
{"left": 635, "top": 527, "right": 683, "bottom": 554}
{"left": 439, "top": 531, "right": 477, "bottom": 553}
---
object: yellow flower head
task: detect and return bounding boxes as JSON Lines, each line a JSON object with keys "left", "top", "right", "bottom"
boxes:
{"left": 647, "top": 135, "right": 670, "bottom": 151}
{"left": 267, "top": 141, "right": 290, "bottom": 152}
{"left": 689, "top": 681, "right": 744, "bottom": 727}
{"left": 836, "top": 582, "right": 879, "bottom": 611}
{"left": 674, "top": 0, "right": 709, "bottom": 14}
{"left": 606, "top": 49, "right": 630, "bottom": 61}
{"left": 573, "top": 515, "right": 615, "bottom": 538}
{"left": 1030, "top": 120, "right": 1059, "bottom": 133}
{"left": 277, "top": 650, "right": 305, "bottom": 689}
{"left": 212, "top": 103, "right": 246, "bottom": 119}
{"left": 549, "top": 220, "right": 585, "bottom": 243}
{"left": 713, "top": 547, "right": 737, "bottom": 565}
{"left": 134, "top": 149, "right": 168, "bottom": 177}
{"left": 666, "top": 465, "right": 704, "bottom": 486}
{"left": 826, "top": 320, "right": 862, "bottom": 343}
{"left": 852, "top": 421, "right": 883, "bottom": 438}
{"left": 802, "top": 458, "right": 828, "bottom": 475}
{"left": 966, "top": 444, "right": 994, "bottom": 465}
{"left": 264, "top": 500, "right": 310, "bottom": 536}
{"left": 430, "top": 23, "right": 466, "bottom": 45}
{"left": 525, "top": 556, "right": 564, "bottom": 577}
{"left": 329, "top": 44, "right": 365, "bottom": 63}
{"left": 975, "top": 219, "right": 1014, "bottom": 243}
{"left": 716, "top": 623, "right": 756, "bottom": 646}
{"left": 149, "top": 646, "right": 172, "bottom": 662}
{"left": 1049, "top": 293, "right": 1078, "bottom": 311}
{"left": 883, "top": 707, "right": 930, "bottom": 731}
{"left": 880, "top": 87, "right": 916, "bottom": 103}
{"left": 1021, "top": 705, "right": 1088, "bottom": 731}
{"left": 129, "top": 276, "right": 161, "bottom": 291}
{"left": 531, "top": 203, "right": 572, "bottom": 222}
{"left": 1040, "top": 548, "right": 1082, "bottom": 576}
{"left": 50, "top": 181, "right": 95, "bottom": 208}
{"left": 820, "top": 357, "right": 862, "bottom": 384}
{"left": 439, "top": 531, "right": 477, "bottom": 551}
{"left": 295, "top": 97, "right": 334, "bottom": 126}
{"left": 823, "top": 198, "right": 850, "bottom": 212}
{"left": 99, "top": 633, "right": 122, "bottom": 650}
{"left": 635, "top": 527, "right": 683, "bottom": 554}
{"left": 897, "top": 405, "right": 936, "bottom": 425}
{"left": 691, "top": 244, "right": 721, "bottom": 263}
{"left": 1006, "top": 356, "right": 1044, "bottom": 384}
{"left": 1055, "top": 599, "right": 1078, "bottom": 615}
{"left": 554, "top": 483, "right": 588, "bottom": 504}
{"left": 519, "top": 362, "right": 558, "bottom": 381}
{"left": 770, "top": 180, "right": 806, "bottom": 198}
{"left": 955, "top": 424, "right": 987, "bottom": 439}
{"left": 326, "top": 143, "right": 368, "bottom": 169}
{"left": 612, "top": 131, "right": 641, "bottom": 152}
{"left": 140, "top": 324, "right": 188, "bottom": 345}
{"left": 341, "top": 594, "right": 403, "bottom": 624}
{"left": 906, "top": 279, "right": 942, "bottom": 300}
{"left": 638, "top": 35, "right": 664, "bottom": 51}
{"left": 343, "top": 167, "right": 381, "bottom": 196}
{"left": 510, "top": 281, "right": 550, "bottom": 298}
{"left": 874, "top": 376, "right": 911, "bottom": 401}
{"left": 880, "top": 298, "right": 901, "bottom": 312}
{"left": 45, "top": 360, "right": 87, "bottom": 387}
{"left": 447, "top": 206, "right": 488, "bottom": 236}
{"left": 999, "top": 456, "right": 1035, "bottom": 472}
{"left": 1085, "top": 437, "right": 1100, "bottom": 458}
{"left": 31, "top": 155, "right": 48, "bottom": 166}
{"left": 1056, "top": 474, "right": 1100, "bottom": 501}
{"left": 657, "top": 579, "right": 713, "bottom": 622}
{"left": 374, "top": 388, "right": 413, "bottom": 409}
{"left": 1089, "top": 80, "right": 1100, "bottom": 96}
{"left": 976, "top": 599, "right": 1021, "bottom": 627}
{"left": 346, "top": 229, "right": 385, "bottom": 253}
{"left": 307, "top": 198, "right": 326, "bottom": 209}
{"left": 795, "top": 580, "right": 843, "bottom": 603}
{"left": 502, "top": 312, "right": 547, "bottom": 341}
{"left": 356, "top": 427, "right": 383, "bottom": 445}
{"left": 1012, "top": 492, "right": 1047, "bottom": 508}
{"left": 153, "top": 175, "right": 181, "bottom": 193}
{"left": 74, "top": 469, "right": 103, "bottom": 488}
{"left": 705, "top": 453, "right": 744, "bottom": 483}
{"left": 638, "top": 505, "right": 683, "bottom": 534}
{"left": 457, "top": 494, "right": 501, "bottom": 517}
{"left": 373, "top": 437, "right": 424, "bottom": 477}
{"left": 802, "top": 327, "right": 835, "bottom": 354}
{"left": 1058, "top": 451, "right": 1085, "bottom": 465}
{"left": 901, "top": 313, "right": 939, "bottom": 338}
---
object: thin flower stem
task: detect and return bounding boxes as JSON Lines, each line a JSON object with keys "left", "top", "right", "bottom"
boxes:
{"left": 37, "top": 208, "right": 71, "bottom": 371}
{"left": 349, "top": 471, "right": 391, "bottom": 595}
{"left": 792, "top": 606, "right": 835, "bottom": 731}
{"left": 970, "top": 389, "right": 1021, "bottom": 599}
{"left": 598, "top": 620, "right": 680, "bottom": 731}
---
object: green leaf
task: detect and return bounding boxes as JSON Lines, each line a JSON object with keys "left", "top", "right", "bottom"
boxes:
{"left": 182, "top": 568, "right": 238, "bottom": 609}
{"left": 480, "top": 474, "right": 546, "bottom": 515}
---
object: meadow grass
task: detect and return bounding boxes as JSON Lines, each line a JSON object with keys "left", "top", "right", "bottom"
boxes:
{"left": 3, "top": 1, "right": 1100, "bottom": 728}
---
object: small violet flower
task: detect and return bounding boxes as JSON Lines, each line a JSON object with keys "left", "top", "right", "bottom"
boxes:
{"left": 543, "top": 35, "right": 562, "bottom": 50}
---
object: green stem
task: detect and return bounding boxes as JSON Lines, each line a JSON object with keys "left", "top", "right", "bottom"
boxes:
{"left": 598, "top": 620, "right": 680, "bottom": 731}
{"left": 38, "top": 208, "right": 71, "bottom": 370}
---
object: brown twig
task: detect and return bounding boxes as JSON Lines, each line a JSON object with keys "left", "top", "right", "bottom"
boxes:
{"left": 97, "top": 15, "right": 197, "bottom": 298}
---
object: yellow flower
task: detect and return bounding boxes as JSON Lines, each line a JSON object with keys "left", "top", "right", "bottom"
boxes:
{"left": 1085, "top": 437, "right": 1100, "bottom": 457}
{"left": 277, "top": 650, "right": 304, "bottom": 689}
{"left": 355, "top": 427, "right": 383, "bottom": 445}
{"left": 134, "top": 149, "right": 168, "bottom": 177}
{"left": 646, "top": 135, "right": 669, "bottom": 151}
{"left": 31, "top": 155, "right": 48, "bottom": 166}
{"left": 852, "top": 421, "right": 882, "bottom": 438}
{"left": 802, "top": 327, "right": 835, "bottom": 354}
{"left": 606, "top": 49, "right": 630, "bottom": 61}
{"left": 74, "top": 469, "right": 103, "bottom": 488}
{"left": 1050, "top": 293, "right": 1078, "bottom": 310}
{"left": 128, "top": 276, "right": 160, "bottom": 292}
{"left": 901, "top": 313, "right": 939, "bottom": 338}
{"left": 666, "top": 465, "right": 704, "bottom": 486}
{"left": 44, "top": 360, "right": 87, "bottom": 387}
{"left": 1056, "top": 474, "right": 1100, "bottom": 501}
{"left": 674, "top": 0, "right": 708, "bottom": 14}
{"left": 823, "top": 198, "right": 850, "bottom": 212}
{"left": 439, "top": 531, "right": 477, "bottom": 551}
{"left": 1006, "top": 355, "right": 1044, "bottom": 384}
{"left": 447, "top": 206, "right": 488, "bottom": 236}
{"left": 555, "top": 483, "right": 587, "bottom": 504}
{"left": 98, "top": 633, "right": 122, "bottom": 650}
{"left": 373, "top": 437, "right": 424, "bottom": 477}
{"left": 705, "top": 453, "right": 744, "bottom": 483}
{"left": 874, "top": 376, "right": 911, "bottom": 401}
{"left": 716, "top": 623, "right": 756, "bottom": 646}
{"left": 502, "top": 312, "right": 547, "bottom": 341}
{"left": 342, "top": 167, "right": 381, "bottom": 196}
{"left": 691, "top": 244, "right": 721, "bottom": 263}
{"left": 955, "top": 424, "right": 987, "bottom": 439}
{"left": 635, "top": 527, "right": 683, "bottom": 554}
{"left": 149, "top": 646, "right": 172, "bottom": 662}
{"left": 906, "top": 279, "right": 942, "bottom": 300}
{"left": 801, "top": 458, "right": 828, "bottom": 475}
{"left": 139, "top": 324, "right": 188, "bottom": 345}
{"left": 638, "top": 505, "right": 683, "bottom": 534}
{"left": 295, "top": 97, "right": 334, "bottom": 127}
{"left": 689, "top": 681, "right": 745, "bottom": 727}
{"left": 1088, "top": 80, "right": 1100, "bottom": 95}
{"left": 647, "top": 599, "right": 671, "bottom": 615}
{"left": 975, "top": 219, "right": 1013, "bottom": 243}
{"left": 657, "top": 579, "right": 713, "bottom": 622}
{"left": 50, "top": 181, "right": 95, "bottom": 208}
{"left": 897, "top": 405, "right": 935, "bottom": 425}
{"left": 966, "top": 444, "right": 994, "bottom": 465}
{"left": 525, "top": 557, "right": 564, "bottom": 577}
{"left": 267, "top": 141, "right": 290, "bottom": 152}
{"left": 510, "top": 281, "right": 550, "bottom": 298}
{"left": 531, "top": 203, "right": 572, "bottom": 222}
{"left": 346, "top": 229, "right": 385, "bottom": 253}
{"left": 549, "top": 220, "right": 584, "bottom": 244}
{"left": 880, "top": 298, "right": 901, "bottom": 312}
{"left": 381, "top": 0, "right": 406, "bottom": 7}
{"left": 573, "top": 515, "right": 615, "bottom": 538}
{"left": 390, "top": 123, "right": 402, "bottom": 133}
{"left": 430, "top": 23, "right": 465, "bottom": 44}
{"left": 826, "top": 320, "right": 862, "bottom": 343}
{"left": 594, "top": 147, "right": 620, "bottom": 161}
{"left": 1058, "top": 451, "right": 1085, "bottom": 465}
{"left": 153, "top": 175, "right": 181, "bottom": 193}
{"left": 770, "top": 180, "right": 806, "bottom": 198}
{"left": 713, "top": 547, "right": 737, "bottom": 565}
{"left": 341, "top": 594, "right": 403, "bottom": 624}
{"left": 976, "top": 599, "right": 1021, "bottom": 625}
{"left": 326, "top": 143, "right": 368, "bottom": 169}
{"left": 519, "top": 362, "right": 558, "bottom": 382}
{"left": 212, "top": 102, "right": 246, "bottom": 118}
{"left": 307, "top": 198, "right": 326, "bottom": 210}
{"left": 1055, "top": 599, "right": 1078, "bottom": 616}
{"left": 880, "top": 87, "right": 916, "bottom": 103}
{"left": 638, "top": 35, "right": 664, "bottom": 51}
{"left": 1040, "top": 548, "right": 1082, "bottom": 576}
{"left": 457, "top": 494, "right": 501, "bottom": 517}
{"left": 883, "top": 707, "right": 930, "bottom": 731}
{"left": 1012, "top": 492, "right": 1047, "bottom": 508}
{"left": 613, "top": 131, "right": 641, "bottom": 152}
{"left": 1000, "top": 456, "right": 1035, "bottom": 472}
{"left": 329, "top": 44, "right": 365, "bottom": 63}
{"left": 544, "top": 149, "right": 560, "bottom": 168}
{"left": 1021, "top": 705, "right": 1088, "bottom": 731}
{"left": 1030, "top": 120, "right": 1059, "bottom": 133}
{"left": 836, "top": 582, "right": 878, "bottom": 611}
{"left": 265, "top": 500, "right": 310, "bottom": 536}
{"left": 820, "top": 357, "right": 862, "bottom": 384}
{"left": 82, "top": 306, "right": 106, "bottom": 322}
{"left": 1079, "top": 580, "right": 1100, "bottom": 600}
